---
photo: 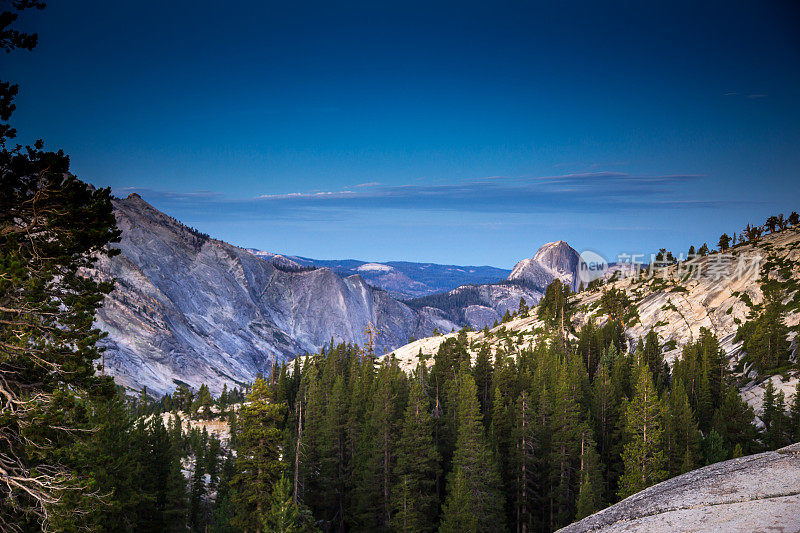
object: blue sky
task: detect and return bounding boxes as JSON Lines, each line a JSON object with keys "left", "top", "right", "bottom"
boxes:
{"left": 4, "top": 0, "right": 799, "bottom": 267}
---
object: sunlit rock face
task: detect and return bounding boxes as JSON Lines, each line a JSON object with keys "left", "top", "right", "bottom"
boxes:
{"left": 508, "top": 240, "right": 581, "bottom": 291}
{"left": 384, "top": 226, "right": 800, "bottom": 419}
{"left": 92, "top": 194, "right": 457, "bottom": 396}
{"left": 558, "top": 443, "right": 800, "bottom": 533}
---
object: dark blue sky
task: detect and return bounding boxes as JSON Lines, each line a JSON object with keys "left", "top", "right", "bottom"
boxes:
{"left": 4, "top": 0, "right": 799, "bottom": 266}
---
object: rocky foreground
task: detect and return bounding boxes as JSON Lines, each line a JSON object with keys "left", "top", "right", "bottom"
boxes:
{"left": 559, "top": 442, "right": 800, "bottom": 532}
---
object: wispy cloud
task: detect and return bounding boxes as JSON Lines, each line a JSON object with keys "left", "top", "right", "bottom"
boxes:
{"left": 257, "top": 190, "right": 356, "bottom": 200}
{"left": 117, "top": 172, "right": 748, "bottom": 224}
{"left": 723, "top": 91, "right": 767, "bottom": 99}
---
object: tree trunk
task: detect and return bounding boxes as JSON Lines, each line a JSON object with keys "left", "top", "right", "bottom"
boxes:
{"left": 294, "top": 398, "right": 303, "bottom": 504}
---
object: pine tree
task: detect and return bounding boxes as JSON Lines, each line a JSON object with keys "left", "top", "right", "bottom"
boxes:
{"left": 440, "top": 372, "right": 506, "bottom": 532}
{"left": 702, "top": 429, "right": 727, "bottom": 465}
{"left": 189, "top": 448, "right": 207, "bottom": 531}
{"left": 512, "top": 389, "right": 541, "bottom": 532}
{"left": 264, "top": 475, "right": 315, "bottom": 532}
{"left": 765, "top": 389, "right": 789, "bottom": 450}
{"left": 547, "top": 363, "right": 584, "bottom": 528}
{"left": 174, "top": 383, "right": 195, "bottom": 412}
{"left": 663, "top": 381, "right": 700, "bottom": 476}
{"left": 473, "top": 343, "right": 493, "bottom": 419}
{"left": 575, "top": 426, "right": 602, "bottom": 520}
{"left": 318, "top": 373, "right": 350, "bottom": 529}
{"left": 232, "top": 377, "right": 287, "bottom": 532}
{"left": 710, "top": 386, "right": 759, "bottom": 457}
{"left": 590, "top": 356, "right": 622, "bottom": 502}
{"left": 392, "top": 379, "right": 441, "bottom": 533}
{"left": 70, "top": 391, "right": 143, "bottom": 531}
{"left": 696, "top": 356, "right": 713, "bottom": 430}
{"left": 762, "top": 379, "right": 776, "bottom": 436}
{"left": 489, "top": 383, "right": 516, "bottom": 526}
{"left": 765, "top": 215, "right": 779, "bottom": 233}
{"left": 736, "top": 297, "right": 791, "bottom": 372}
{"left": 135, "top": 417, "right": 187, "bottom": 531}
{"left": 718, "top": 233, "right": 730, "bottom": 251}
{"left": 210, "top": 452, "right": 238, "bottom": 533}
{"left": 618, "top": 363, "right": 667, "bottom": 499}
{"left": 207, "top": 436, "right": 222, "bottom": 489}
{"left": 518, "top": 297, "right": 529, "bottom": 317}
{"left": 219, "top": 383, "right": 229, "bottom": 411}
{"left": 598, "top": 287, "right": 631, "bottom": 324}
{"left": 538, "top": 279, "right": 574, "bottom": 331}
{"left": 0, "top": 5, "right": 125, "bottom": 526}
{"left": 790, "top": 381, "right": 800, "bottom": 442}
{"left": 195, "top": 383, "right": 214, "bottom": 418}
{"left": 352, "top": 360, "right": 405, "bottom": 530}
{"left": 643, "top": 331, "right": 667, "bottom": 392}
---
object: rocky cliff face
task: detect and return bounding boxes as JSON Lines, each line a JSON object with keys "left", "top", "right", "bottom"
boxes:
{"left": 92, "top": 194, "right": 457, "bottom": 395}
{"left": 508, "top": 240, "right": 582, "bottom": 290}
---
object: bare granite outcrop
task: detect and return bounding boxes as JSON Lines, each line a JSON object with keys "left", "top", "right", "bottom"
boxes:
{"left": 559, "top": 443, "right": 800, "bottom": 532}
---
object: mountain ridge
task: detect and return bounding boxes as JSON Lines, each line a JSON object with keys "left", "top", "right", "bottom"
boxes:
{"left": 92, "top": 194, "right": 461, "bottom": 395}
{"left": 244, "top": 249, "right": 512, "bottom": 298}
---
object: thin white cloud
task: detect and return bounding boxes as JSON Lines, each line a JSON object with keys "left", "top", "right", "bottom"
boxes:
{"left": 257, "top": 190, "right": 356, "bottom": 200}
{"left": 118, "top": 172, "right": 743, "bottom": 224}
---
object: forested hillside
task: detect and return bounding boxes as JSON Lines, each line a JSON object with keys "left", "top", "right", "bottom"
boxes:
{"left": 122, "top": 219, "right": 800, "bottom": 531}
{"left": 119, "top": 303, "right": 799, "bottom": 532}
{"left": 387, "top": 222, "right": 800, "bottom": 422}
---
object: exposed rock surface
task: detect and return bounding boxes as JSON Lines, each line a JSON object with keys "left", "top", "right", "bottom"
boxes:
{"left": 559, "top": 443, "right": 800, "bottom": 533}
{"left": 384, "top": 227, "right": 800, "bottom": 416}
{"left": 509, "top": 240, "right": 582, "bottom": 291}
{"left": 574, "top": 226, "right": 800, "bottom": 417}
{"left": 92, "top": 194, "right": 458, "bottom": 395}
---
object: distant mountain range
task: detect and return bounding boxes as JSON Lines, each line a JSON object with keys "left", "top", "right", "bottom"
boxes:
{"left": 243, "top": 250, "right": 511, "bottom": 299}
{"left": 245, "top": 241, "right": 589, "bottom": 330}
